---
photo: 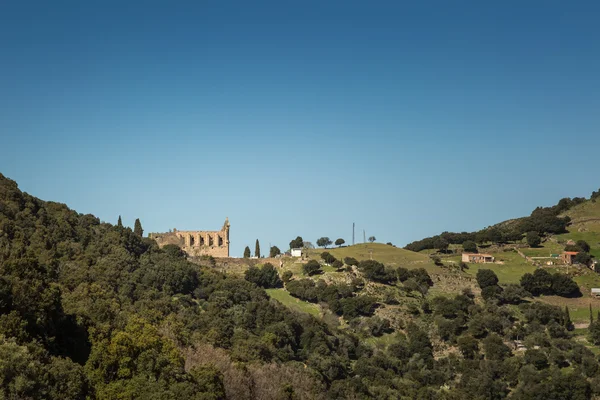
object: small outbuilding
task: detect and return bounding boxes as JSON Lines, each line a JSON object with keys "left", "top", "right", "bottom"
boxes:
{"left": 291, "top": 248, "right": 303, "bottom": 257}
{"left": 462, "top": 253, "right": 495, "bottom": 263}
{"left": 561, "top": 251, "right": 578, "bottom": 265}
{"left": 592, "top": 288, "right": 600, "bottom": 298}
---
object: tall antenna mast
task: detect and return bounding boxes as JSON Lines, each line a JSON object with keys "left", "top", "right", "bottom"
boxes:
{"left": 352, "top": 222, "right": 355, "bottom": 245}
{"left": 363, "top": 230, "right": 366, "bottom": 243}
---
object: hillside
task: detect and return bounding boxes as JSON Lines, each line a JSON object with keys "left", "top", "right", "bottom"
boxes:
{"left": 3, "top": 172, "right": 600, "bottom": 399}
{"left": 305, "top": 243, "right": 433, "bottom": 268}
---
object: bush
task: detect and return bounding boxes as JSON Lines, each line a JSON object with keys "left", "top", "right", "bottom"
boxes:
{"left": 575, "top": 252, "right": 592, "bottom": 266}
{"left": 332, "top": 260, "right": 344, "bottom": 269}
{"left": 526, "top": 231, "right": 542, "bottom": 247}
{"left": 462, "top": 240, "right": 478, "bottom": 253}
{"left": 524, "top": 349, "right": 549, "bottom": 370}
{"left": 476, "top": 269, "right": 499, "bottom": 289}
{"left": 302, "top": 260, "right": 322, "bottom": 276}
{"left": 481, "top": 285, "right": 503, "bottom": 301}
{"left": 321, "top": 252, "right": 337, "bottom": 265}
{"left": 282, "top": 270, "right": 293, "bottom": 283}
{"left": 483, "top": 334, "right": 511, "bottom": 361}
{"left": 244, "top": 263, "right": 283, "bottom": 288}
{"left": 357, "top": 260, "right": 394, "bottom": 284}
{"left": 520, "top": 269, "right": 580, "bottom": 297}
{"left": 498, "top": 284, "right": 530, "bottom": 305}
{"left": 344, "top": 257, "right": 359, "bottom": 266}
{"left": 286, "top": 279, "right": 318, "bottom": 302}
{"left": 340, "top": 296, "right": 377, "bottom": 319}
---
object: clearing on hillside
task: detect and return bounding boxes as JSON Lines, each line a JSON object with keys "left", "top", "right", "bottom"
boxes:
{"left": 305, "top": 243, "right": 433, "bottom": 269}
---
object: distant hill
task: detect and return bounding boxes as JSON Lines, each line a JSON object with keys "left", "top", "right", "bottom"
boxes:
{"left": 404, "top": 192, "right": 599, "bottom": 253}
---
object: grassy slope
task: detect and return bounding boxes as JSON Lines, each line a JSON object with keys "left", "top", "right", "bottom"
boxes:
{"left": 265, "top": 288, "right": 321, "bottom": 316}
{"left": 305, "top": 243, "right": 435, "bottom": 270}
{"left": 560, "top": 200, "right": 600, "bottom": 258}
{"left": 268, "top": 201, "right": 600, "bottom": 323}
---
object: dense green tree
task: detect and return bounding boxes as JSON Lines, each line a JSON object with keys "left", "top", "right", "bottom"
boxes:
{"left": 575, "top": 252, "right": 592, "bottom": 266}
{"left": 117, "top": 215, "right": 123, "bottom": 228}
{"left": 564, "top": 306, "right": 573, "bottom": 330}
{"left": 590, "top": 320, "right": 600, "bottom": 345}
{"left": 576, "top": 240, "right": 591, "bottom": 253}
{"left": 255, "top": 239, "right": 261, "bottom": 258}
{"left": 243, "top": 246, "right": 251, "bottom": 258}
{"left": 335, "top": 238, "right": 345, "bottom": 247}
{"left": 344, "top": 257, "right": 359, "bottom": 266}
{"left": 457, "top": 336, "right": 479, "bottom": 359}
{"left": 526, "top": 231, "right": 541, "bottom": 247}
{"left": 289, "top": 236, "right": 304, "bottom": 249}
{"left": 133, "top": 218, "right": 143, "bottom": 237}
{"left": 282, "top": 270, "right": 293, "bottom": 283}
{"left": 524, "top": 349, "right": 549, "bottom": 370}
{"left": 316, "top": 237, "right": 332, "bottom": 248}
{"left": 476, "top": 269, "right": 499, "bottom": 289}
{"left": 357, "top": 260, "right": 394, "bottom": 284}
{"left": 269, "top": 246, "right": 281, "bottom": 258}
{"left": 245, "top": 263, "right": 282, "bottom": 288}
{"left": 434, "top": 237, "right": 449, "bottom": 252}
{"left": 462, "top": 240, "right": 477, "bottom": 253}
{"left": 483, "top": 334, "right": 511, "bottom": 361}
{"left": 551, "top": 273, "right": 581, "bottom": 297}
{"left": 321, "top": 252, "right": 337, "bottom": 264}
{"left": 302, "top": 260, "right": 322, "bottom": 276}
{"left": 368, "top": 236, "right": 376, "bottom": 243}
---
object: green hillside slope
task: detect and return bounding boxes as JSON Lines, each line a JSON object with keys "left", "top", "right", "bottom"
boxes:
{"left": 305, "top": 243, "right": 432, "bottom": 268}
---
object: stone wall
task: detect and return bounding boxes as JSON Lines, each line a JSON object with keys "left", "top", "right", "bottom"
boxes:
{"left": 149, "top": 218, "right": 230, "bottom": 258}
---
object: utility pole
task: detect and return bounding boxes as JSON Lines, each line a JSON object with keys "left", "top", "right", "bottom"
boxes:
{"left": 363, "top": 230, "right": 366, "bottom": 243}
{"left": 352, "top": 222, "right": 355, "bottom": 245}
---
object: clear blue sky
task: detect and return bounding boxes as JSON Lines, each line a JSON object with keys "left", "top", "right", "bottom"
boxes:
{"left": 1, "top": 1, "right": 599, "bottom": 256}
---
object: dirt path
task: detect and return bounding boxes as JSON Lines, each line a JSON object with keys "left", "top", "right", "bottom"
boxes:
{"left": 574, "top": 322, "right": 590, "bottom": 329}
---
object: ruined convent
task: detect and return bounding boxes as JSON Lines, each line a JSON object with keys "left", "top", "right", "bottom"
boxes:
{"left": 149, "top": 218, "right": 230, "bottom": 257}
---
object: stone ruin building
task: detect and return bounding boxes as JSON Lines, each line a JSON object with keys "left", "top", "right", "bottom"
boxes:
{"left": 149, "top": 218, "right": 230, "bottom": 257}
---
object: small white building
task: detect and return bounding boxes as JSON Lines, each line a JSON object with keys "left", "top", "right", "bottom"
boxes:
{"left": 591, "top": 288, "right": 600, "bottom": 298}
{"left": 291, "top": 248, "right": 303, "bottom": 257}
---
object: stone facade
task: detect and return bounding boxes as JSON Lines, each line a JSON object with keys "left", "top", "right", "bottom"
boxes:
{"left": 149, "top": 218, "right": 230, "bottom": 257}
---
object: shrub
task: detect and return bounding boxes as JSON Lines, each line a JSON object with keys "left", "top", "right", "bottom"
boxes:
{"left": 302, "top": 260, "right": 322, "bottom": 276}
{"left": 521, "top": 269, "right": 580, "bottom": 297}
{"left": 462, "top": 240, "right": 478, "bottom": 253}
{"left": 244, "top": 263, "right": 282, "bottom": 288}
{"left": 524, "top": 349, "right": 549, "bottom": 370}
{"left": 282, "top": 270, "right": 293, "bottom": 283}
{"left": 526, "top": 231, "right": 541, "bottom": 247}
{"left": 332, "top": 260, "right": 344, "bottom": 269}
{"left": 286, "top": 279, "right": 318, "bottom": 302}
{"left": 357, "top": 260, "right": 394, "bottom": 284}
{"left": 476, "top": 269, "right": 499, "bottom": 289}
{"left": 344, "top": 257, "right": 359, "bottom": 266}
{"left": 321, "top": 252, "right": 337, "bottom": 264}
{"left": 574, "top": 252, "right": 592, "bottom": 266}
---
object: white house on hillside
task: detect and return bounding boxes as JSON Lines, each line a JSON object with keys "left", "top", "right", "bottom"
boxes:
{"left": 291, "top": 248, "right": 303, "bottom": 257}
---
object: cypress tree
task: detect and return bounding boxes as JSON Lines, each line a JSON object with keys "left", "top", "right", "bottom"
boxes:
{"left": 564, "top": 306, "right": 572, "bottom": 330}
{"left": 134, "top": 218, "right": 143, "bottom": 237}
{"left": 243, "top": 246, "right": 251, "bottom": 258}
{"left": 255, "top": 239, "right": 261, "bottom": 258}
{"left": 117, "top": 215, "right": 123, "bottom": 228}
